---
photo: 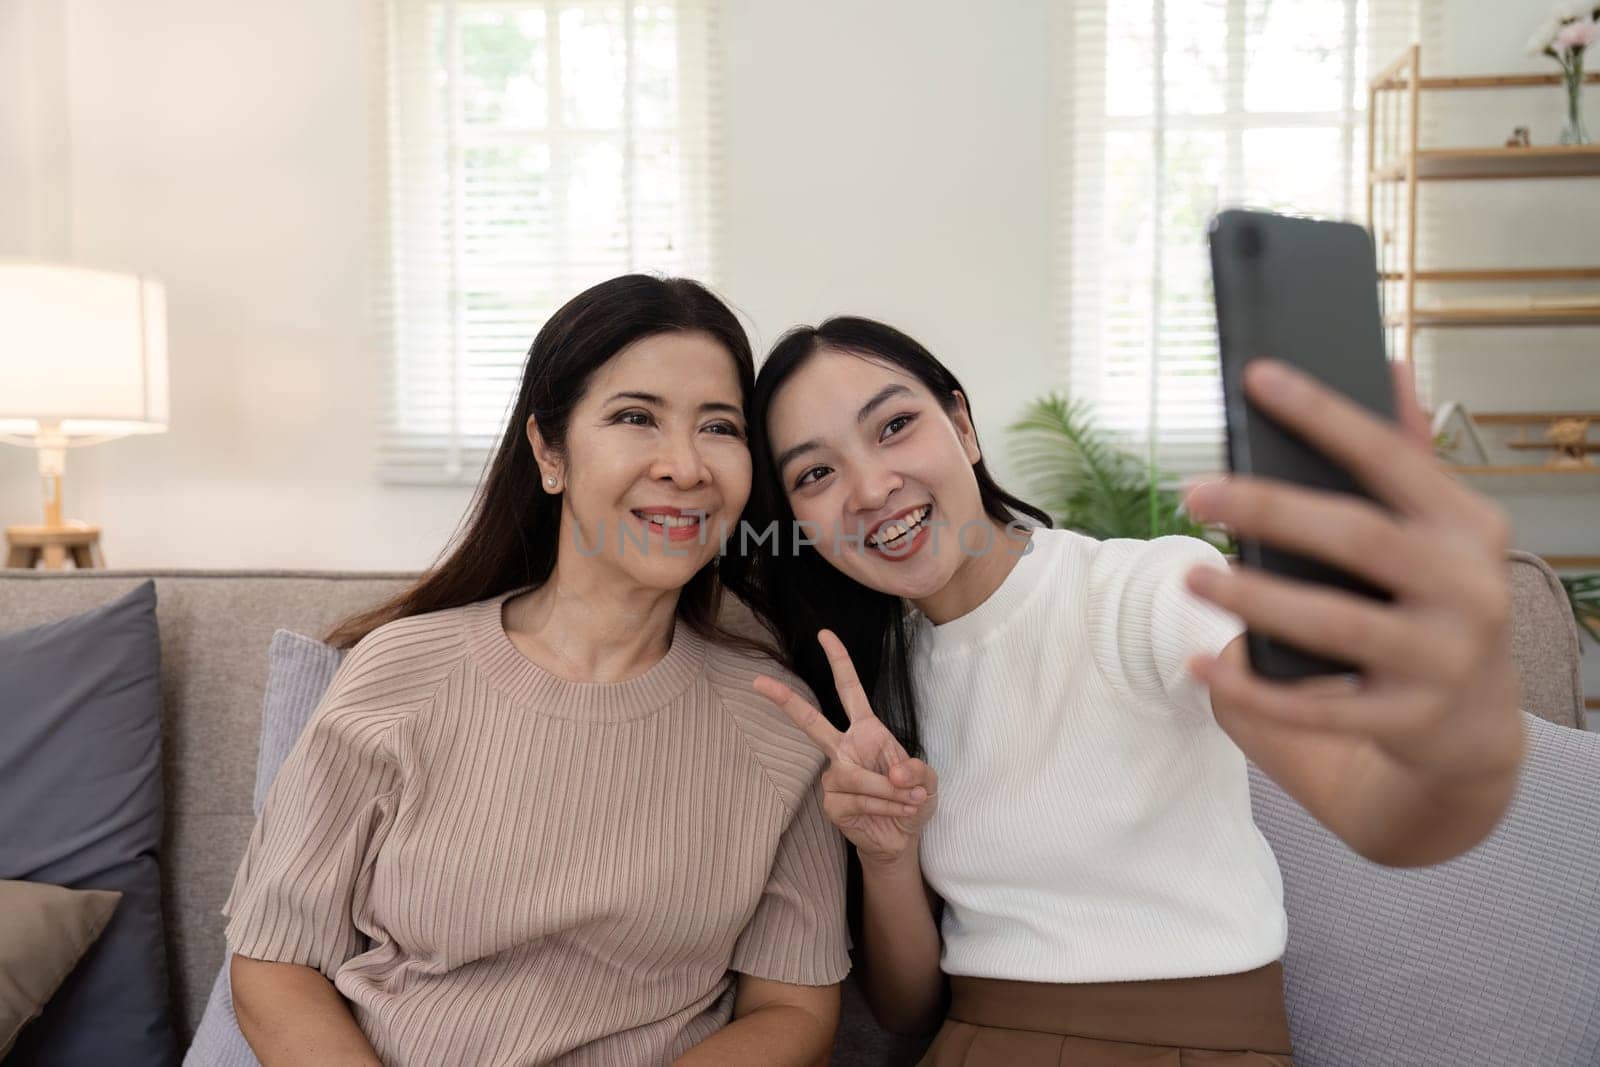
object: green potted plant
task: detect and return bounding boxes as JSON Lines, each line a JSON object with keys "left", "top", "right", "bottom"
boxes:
{"left": 1007, "top": 393, "right": 1230, "bottom": 549}
{"left": 1561, "top": 573, "right": 1600, "bottom": 647}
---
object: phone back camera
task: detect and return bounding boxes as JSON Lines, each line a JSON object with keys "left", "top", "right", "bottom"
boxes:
{"left": 1236, "top": 224, "right": 1263, "bottom": 259}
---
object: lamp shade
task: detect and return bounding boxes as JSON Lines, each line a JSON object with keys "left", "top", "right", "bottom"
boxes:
{"left": 0, "top": 262, "right": 169, "bottom": 438}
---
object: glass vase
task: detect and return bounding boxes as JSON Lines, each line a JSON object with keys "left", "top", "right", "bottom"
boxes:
{"left": 1561, "top": 62, "right": 1590, "bottom": 146}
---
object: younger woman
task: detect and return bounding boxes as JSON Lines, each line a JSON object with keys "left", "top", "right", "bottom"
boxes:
{"left": 728, "top": 318, "right": 1522, "bottom": 1066}
{"left": 224, "top": 277, "right": 849, "bottom": 1066}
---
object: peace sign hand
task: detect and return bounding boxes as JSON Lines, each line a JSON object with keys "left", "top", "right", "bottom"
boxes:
{"left": 753, "top": 630, "right": 938, "bottom": 869}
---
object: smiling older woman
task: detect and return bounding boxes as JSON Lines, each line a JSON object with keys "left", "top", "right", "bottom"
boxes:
{"left": 221, "top": 277, "right": 849, "bottom": 1067}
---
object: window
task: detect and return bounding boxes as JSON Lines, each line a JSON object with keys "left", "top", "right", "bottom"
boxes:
{"left": 1052, "top": 0, "right": 1433, "bottom": 474}
{"left": 377, "top": 0, "right": 721, "bottom": 483}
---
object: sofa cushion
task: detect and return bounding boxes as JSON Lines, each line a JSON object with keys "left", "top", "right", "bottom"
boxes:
{"left": 0, "top": 580, "right": 179, "bottom": 1064}
{"left": 1506, "top": 550, "right": 1585, "bottom": 730}
{"left": 0, "top": 570, "right": 419, "bottom": 1039}
{"left": 185, "top": 630, "right": 345, "bottom": 1066}
{"left": 1250, "top": 713, "right": 1600, "bottom": 1066}
{"left": 0, "top": 880, "right": 122, "bottom": 1057}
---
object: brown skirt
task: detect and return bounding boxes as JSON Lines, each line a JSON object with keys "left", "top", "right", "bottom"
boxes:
{"left": 916, "top": 962, "right": 1294, "bottom": 1066}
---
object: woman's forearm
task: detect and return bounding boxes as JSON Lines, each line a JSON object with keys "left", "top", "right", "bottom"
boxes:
{"left": 1326, "top": 730, "right": 1521, "bottom": 867}
{"left": 230, "top": 954, "right": 383, "bottom": 1066}
{"left": 857, "top": 847, "right": 946, "bottom": 1035}
{"left": 673, "top": 1002, "right": 834, "bottom": 1066}
{"left": 676, "top": 975, "right": 837, "bottom": 1066}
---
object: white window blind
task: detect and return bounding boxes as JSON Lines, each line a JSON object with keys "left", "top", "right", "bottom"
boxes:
{"left": 376, "top": 0, "right": 722, "bottom": 484}
{"left": 1052, "top": 0, "right": 1437, "bottom": 476}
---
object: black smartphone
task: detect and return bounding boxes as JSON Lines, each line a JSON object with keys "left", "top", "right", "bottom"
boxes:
{"left": 1207, "top": 208, "right": 1397, "bottom": 680}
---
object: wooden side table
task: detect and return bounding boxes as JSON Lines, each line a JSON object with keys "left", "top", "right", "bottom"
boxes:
{"left": 4, "top": 524, "right": 104, "bottom": 570}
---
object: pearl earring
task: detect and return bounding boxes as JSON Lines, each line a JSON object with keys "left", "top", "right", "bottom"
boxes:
{"left": 545, "top": 476, "right": 557, "bottom": 488}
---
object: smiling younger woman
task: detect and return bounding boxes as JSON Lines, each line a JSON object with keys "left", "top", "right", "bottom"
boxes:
{"left": 222, "top": 277, "right": 849, "bottom": 1066}
{"left": 727, "top": 317, "right": 1523, "bottom": 1066}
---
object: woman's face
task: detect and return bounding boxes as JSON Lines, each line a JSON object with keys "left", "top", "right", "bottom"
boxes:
{"left": 765, "top": 348, "right": 987, "bottom": 601}
{"left": 539, "top": 330, "right": 751, "bottom": 593}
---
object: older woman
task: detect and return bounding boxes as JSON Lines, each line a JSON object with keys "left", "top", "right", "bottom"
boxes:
{"left": 224, "top": 277, "right": 849, "bottom": 1066}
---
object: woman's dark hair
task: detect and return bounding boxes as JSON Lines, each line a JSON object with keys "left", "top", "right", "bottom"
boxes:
{"left": 327, "top": 274, "right": 768, "bottom": 656}
{"left": 722, "top": 317, "right": 1052, "bottom": 759}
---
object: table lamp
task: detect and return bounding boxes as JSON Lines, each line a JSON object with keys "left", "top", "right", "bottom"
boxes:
{"left": 0, "top": 261, "right": 169, "bottom": 568}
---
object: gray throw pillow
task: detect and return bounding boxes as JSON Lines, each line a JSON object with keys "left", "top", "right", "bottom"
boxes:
{"left": 184, "top": 630, "right": 344, "bottom": 1067}
{"left": 1250, "top": 713, "right": 1600, "bottom": 1066}
{"left": 0, "top": 580, "right": 178, "bottom": 1065}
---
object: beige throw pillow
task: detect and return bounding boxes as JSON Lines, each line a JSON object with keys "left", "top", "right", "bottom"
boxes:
{"left": 0, "top": 879, "right": 122, "bottom": 1056}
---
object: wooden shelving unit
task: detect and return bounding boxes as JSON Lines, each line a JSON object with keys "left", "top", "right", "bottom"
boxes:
{"left": 1446, "top": 464, "right": 1598, "bottom": 474}
{"left": 1367, "top": 46, "right": 1600, "bottom": 361}
{"left": 1371, "top": 144, "right": 1600, "bottom": 182}
{"left": 1372, "top": 52, "right": 1600, "bottom": 695}
{"left": 1381, "top": 268, "right": 1600, "bottom": 282}
{"left": 1392, "top": 304, "right": 1600, "bottom": 328}
{"left": 1544, "top": 555, "right": 1600, "bottom": 568}
{"left": 1373, "top": 50, "right": 1600, "bottom": 478}
{"left": 1473, "top": 412, "right": 1600, "bottom": 424}
{"left": 1440, "top": 410, "right": 1600, "bottom": 476}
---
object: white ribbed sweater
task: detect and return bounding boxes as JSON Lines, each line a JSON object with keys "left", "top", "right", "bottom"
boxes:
{"left": 911, "top": 529, "right": 1287, "bottom": 983}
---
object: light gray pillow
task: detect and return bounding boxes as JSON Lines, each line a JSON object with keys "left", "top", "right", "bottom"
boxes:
{"left": 184, "top": 631, "right": 343, "bottom": 1067}
{"left": 1250, "top": 713, "right": 1600, "bottom": 1066}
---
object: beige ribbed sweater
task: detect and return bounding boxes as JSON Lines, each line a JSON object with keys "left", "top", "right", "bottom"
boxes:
{"left": 222, "top": 591, "right": 849, "bottom": 1066}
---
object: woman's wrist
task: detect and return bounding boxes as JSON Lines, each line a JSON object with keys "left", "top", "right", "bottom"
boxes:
{"left": 857, "top": 841, "right": 922, "bottom": 882}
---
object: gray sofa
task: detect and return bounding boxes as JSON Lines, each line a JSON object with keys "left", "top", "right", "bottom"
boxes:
{"left": 0, "top": 550, "right": 1588, "bottom": 1064}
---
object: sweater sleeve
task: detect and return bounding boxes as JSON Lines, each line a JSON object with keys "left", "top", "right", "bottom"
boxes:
{"left": 729, "top": 773, "right": 851, "bottom": 986}
{"left": 1087, "top": 535, "right": 1245, "bottom": 719}
{"left": 221, "top": 642, "right": 408, "bottom": 978}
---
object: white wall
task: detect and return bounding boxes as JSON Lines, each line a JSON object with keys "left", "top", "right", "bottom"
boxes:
{"left": 0, "top": 0, "right": 69, "bottom": 257}
{"left": 0, "top": 0, "right": 1053, "bottom": 572}
{"left": 721, "top": 0, "right": 1053, "bottom": 419}
{"left": 0, "top": 0, "right": 71, "bottom": 521}
{"left": 0, "top": 0, "right": 1593, "bottom": 707}
{"left": 1, "top": 0, "right": 472, "bottom": 570}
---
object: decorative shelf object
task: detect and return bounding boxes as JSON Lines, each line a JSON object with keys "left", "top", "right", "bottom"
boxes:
{"left": 1431, "top": 400, "right": 1489, "bottom": 465}
{"left": 1505, "top": 414, "right": 1598, "bottom": 468}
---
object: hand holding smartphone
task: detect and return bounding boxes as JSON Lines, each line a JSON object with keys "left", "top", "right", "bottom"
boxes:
{"left": 1193, "top": 208, "right": 1521, "bottom": 856}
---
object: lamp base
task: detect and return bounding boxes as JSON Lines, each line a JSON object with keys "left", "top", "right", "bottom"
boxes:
{"left": 4, "top": 523, "right": 103, "bottom": 570}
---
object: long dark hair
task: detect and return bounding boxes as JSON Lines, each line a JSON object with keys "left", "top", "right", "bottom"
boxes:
{"left": 722, "top": 317, "right": 1052, "bottom": 758}
{"left": 328, "top": 274, "right": 768, "bottom": 655}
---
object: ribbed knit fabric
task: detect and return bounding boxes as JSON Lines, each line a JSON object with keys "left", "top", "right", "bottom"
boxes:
{"left": 911, "top": 529, "right": 1286, "bottom": 984}
{"left": 222, "top": 590, "right": 849, "bottom": 1066}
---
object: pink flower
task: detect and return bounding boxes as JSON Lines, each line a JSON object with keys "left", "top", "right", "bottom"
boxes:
{"left": 1555, "top": 17, "right": 1599, "bottom": 53}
